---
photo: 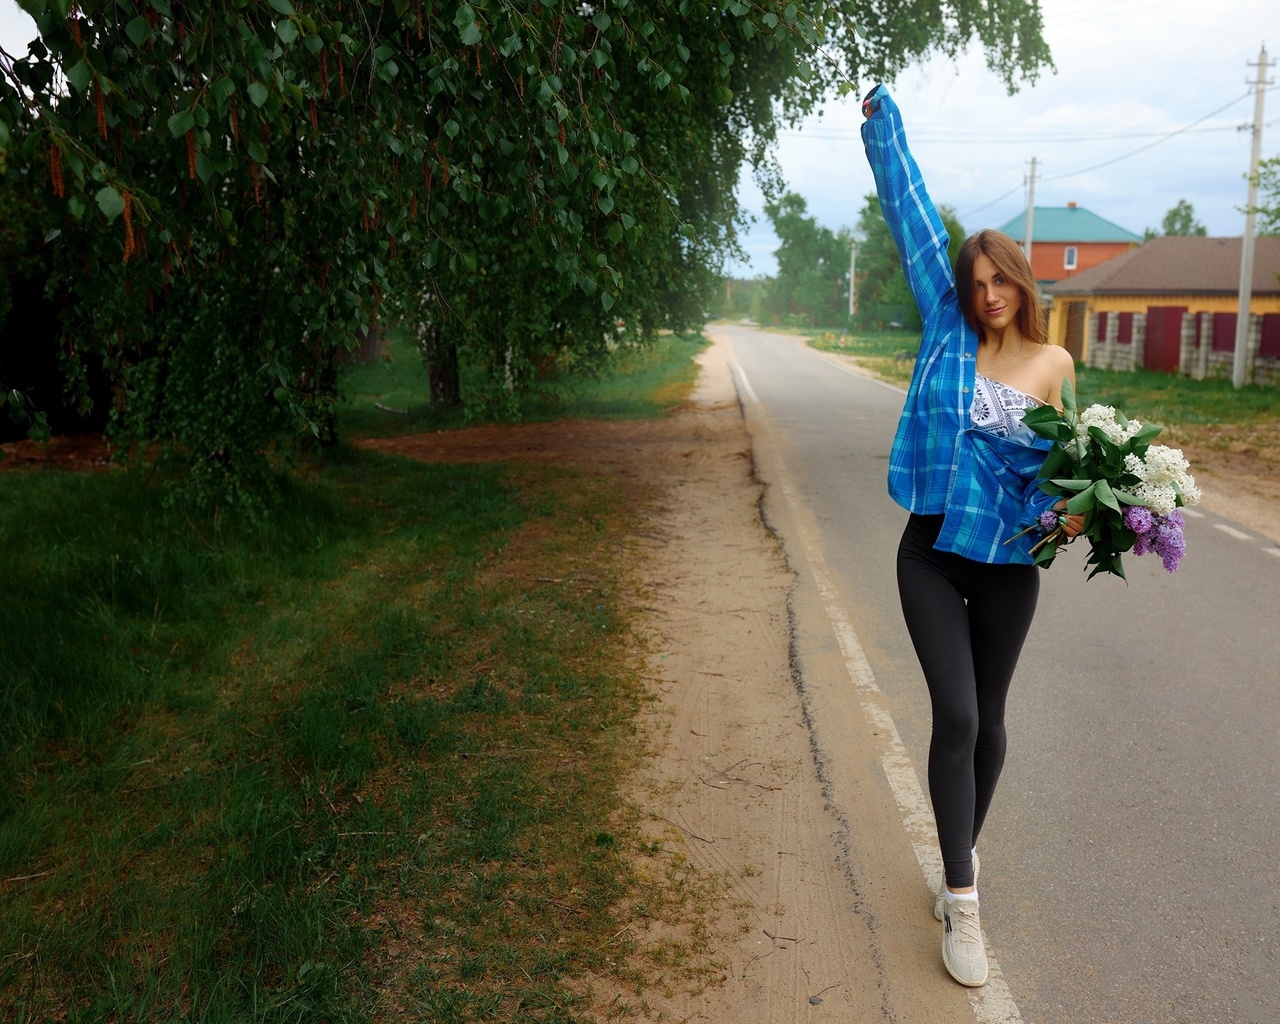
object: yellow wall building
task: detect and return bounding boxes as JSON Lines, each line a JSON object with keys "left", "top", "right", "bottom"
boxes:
{"left": 1043, "top": 236, "right": 1280, "bottom": 362}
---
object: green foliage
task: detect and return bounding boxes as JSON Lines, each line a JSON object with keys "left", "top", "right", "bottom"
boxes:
{"left": 1256, "top": 155, "right": 1280, "bottom": 238}
{"left": 0, "top": 173, "right": 55, "bottom": 443}
{"left": 1144, "top": 198, "right": 1207, "bottom": 239}
{"left": 0, "top": 1, "right": 1053, "bottom": 510}
{"left": 853, "top": 191, "right": 965, "bottom": 330}
{"left": 755, "top": 192, "right": 851, "bottom": 326}
{"left": 709, "top": 275, "right": 767, "bottom": 320}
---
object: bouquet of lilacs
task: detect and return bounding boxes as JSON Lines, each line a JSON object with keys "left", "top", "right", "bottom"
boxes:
{"left": 1010, "top": 380, "right": 1201, "bottom": 580}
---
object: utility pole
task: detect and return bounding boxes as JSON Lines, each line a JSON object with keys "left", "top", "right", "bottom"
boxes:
{"left": 1023, "top": 157, "right": 1038, "bottom": 267}
{"left": 848, "top": 239, "right": 858, "bottom": 318}
{"left": 1233, "top": 43, "right": 1273, "bottom": 389}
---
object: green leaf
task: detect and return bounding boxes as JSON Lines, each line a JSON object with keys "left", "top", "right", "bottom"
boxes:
{"left": 95, "top": 185, "right": 125, "bottom": 222}
{"left": 267, "top": 0, "right": 294, "bottom": 14}
{"left": 1065, "top": 482, "right": 1098, "bottom": 515}
{"left": 66, "top": 59, "right": 93, "bottom": 95}
{"left": 247, "top": 81, "right": 269, "bottom": 107}
{"left": 1060, "top": 376, "right": 1077, "bottom": 417}
{"left": 126, "top": 15, "right": 153, "bottom": 46}
{"left": 1112, "top": 489, "right": 1145, "bottom": 506}
{"left": 167, "top": 110, "right": 196, "bottom": 137}
{"left": 277, "top": 19, "right": 299, "bottom": 44}
{"left": 14, "top": 1, "right": 47, "bottom": 20}
{"left": 607, "top": 222, "right": 623, "bottom": 244}
{"left": 1049, "top": 477, "right": 1093, "bottom": 491}
{"left": 211, "top": 76, "right": 236, "bottom": 104}
{"left": 1033, "top": 543, "right": 1058, "bottom": 568}
{"left": 597, "top": 194, "right": 614, "bottom": 215}
{"left": 601, "top": 291, "right": 614, "bottom": 311}
{"left": 1093, "top": 479, "right": 1121, "bottom": 513}
{"left": 1132, "top": 423, "right": 1164, "bottom": 446}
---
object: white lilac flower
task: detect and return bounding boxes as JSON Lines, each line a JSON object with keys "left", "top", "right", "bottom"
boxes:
{"left": 1124, "top": 444, "right": 1200, "bottom": 515}
{"left": 1079, "top": 403, "right": 1144, "bottom": 447}
{"left": 1133, "top": 482, "right": 1179, "bottom": 516}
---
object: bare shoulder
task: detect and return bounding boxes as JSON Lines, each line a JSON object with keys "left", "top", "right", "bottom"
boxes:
{"left": 1034, "top": 342, "right": 1076, "bottom": 407}
{"left": 1036, "top": 342, "right": 1074, "bottom": 371}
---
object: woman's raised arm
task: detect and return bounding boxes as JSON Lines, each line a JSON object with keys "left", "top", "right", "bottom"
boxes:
{"left": 860, "top": 86, "right": 957, "bottom": 326}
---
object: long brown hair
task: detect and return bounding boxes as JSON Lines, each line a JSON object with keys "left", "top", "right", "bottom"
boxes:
{"left": 955, "top": 229, "right": 1047, "bottom": 345}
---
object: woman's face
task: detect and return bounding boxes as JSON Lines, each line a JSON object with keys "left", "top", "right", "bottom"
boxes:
{"left": 970, "top": 252, "right": 1023, "bottom": 337}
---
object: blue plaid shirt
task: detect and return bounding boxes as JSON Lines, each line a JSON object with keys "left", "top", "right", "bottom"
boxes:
{"left": 862, "top": 89, "right": 1057, "bottom": 564}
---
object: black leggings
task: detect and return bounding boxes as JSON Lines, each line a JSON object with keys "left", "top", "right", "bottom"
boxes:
{"left": 896, "top": 514, "right": 1040, "bottom": 889}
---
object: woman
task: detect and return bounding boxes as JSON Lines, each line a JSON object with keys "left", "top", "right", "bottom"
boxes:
{"left": 860, "top": 84, "right": 1082, "bottom": 988}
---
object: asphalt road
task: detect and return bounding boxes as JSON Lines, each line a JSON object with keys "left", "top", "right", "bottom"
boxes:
{"left": 719, "top": 323, "right": 1280, "bottom": 1024}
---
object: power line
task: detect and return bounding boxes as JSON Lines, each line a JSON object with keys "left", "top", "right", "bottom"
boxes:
{"left": 957, "top": 183, "right": 1025, "bottom": 222}
{"left": 1041, "top": 91, "right": 1252, "bottom": 182}
{"left": 956, "top": 90, "right": 1255, "bottom": 220}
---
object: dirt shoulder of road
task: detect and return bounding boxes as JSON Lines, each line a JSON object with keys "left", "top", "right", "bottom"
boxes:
{"left": 355, "top": 337, "right": 885, "bottom": 1019}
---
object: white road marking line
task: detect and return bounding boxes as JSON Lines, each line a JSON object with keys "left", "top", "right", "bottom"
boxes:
{"left": 1265, "top": 548, "right": 1280, "bottom": 558}
{"left": 730, "top": 353, "right": 1024, "bottom": 1022}
{"left": 1182, "top": 508, "right": 1206, "bottom": 519}
{"left": 730, "top": 360, "right": 761, "bottom": 405}
{"left": 1213, "top": 523, "right": 1252, "bottom": 541}
{"left": 781, "top": 486, "right": 1024, "bottom": 1024}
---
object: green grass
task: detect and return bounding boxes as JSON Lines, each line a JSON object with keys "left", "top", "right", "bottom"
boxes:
{"left": 338, "top": 330, "right": 709, "bottom": 437}
{"left": 0, "top": 448, "right": 658, "bottom": 1020}
{"left": 805, "top": 327, "right": 922, "bottom": 385}
{"left": 1075, "top": 365, "right": 1280, "bottom": 427}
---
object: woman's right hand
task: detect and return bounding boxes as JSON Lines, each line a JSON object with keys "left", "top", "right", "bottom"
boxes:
{"left": 861, "top": 84, "right": 887, "bottom": 119}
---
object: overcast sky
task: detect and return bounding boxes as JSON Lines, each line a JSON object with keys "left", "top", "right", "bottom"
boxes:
{"left": 738, "top": 0, "right": 1280, "bottom": 275}
{"left": 3, "top": 1, "right": 1277, "bottom": 277}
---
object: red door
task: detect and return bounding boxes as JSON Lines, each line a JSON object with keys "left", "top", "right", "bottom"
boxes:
{"left": 1144, "top": 307, "right": 1187, "bottom": 373}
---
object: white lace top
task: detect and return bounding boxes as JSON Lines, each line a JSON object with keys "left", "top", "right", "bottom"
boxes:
{"left": 970, "top": 373, "right": 1042, "bottom": 441}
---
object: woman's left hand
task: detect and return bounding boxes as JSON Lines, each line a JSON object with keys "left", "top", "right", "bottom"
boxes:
{"left": 1054, "top": 502, "right": 1086, "bottom": 540}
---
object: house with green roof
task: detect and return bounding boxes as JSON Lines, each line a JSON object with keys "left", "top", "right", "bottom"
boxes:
{"left": 997, "top": 202, "right": 1142, "bottom": 286}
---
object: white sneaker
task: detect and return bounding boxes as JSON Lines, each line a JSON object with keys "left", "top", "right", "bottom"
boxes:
{"left": 934, "top": 851, "right": 980, "bottom": 921}
{"left": 941, "top": 897, "right": 989, "bottom": 987}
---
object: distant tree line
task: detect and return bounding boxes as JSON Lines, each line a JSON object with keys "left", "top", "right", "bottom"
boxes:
{"left": 728, "top": 191, "right": 963, "bottom": 331}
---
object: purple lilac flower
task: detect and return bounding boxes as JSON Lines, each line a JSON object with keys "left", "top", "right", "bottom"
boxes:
{"left": 1152, "top": 515, "right": 1186, "bottom": 572}
{"left": 1039, "top": 509, "right": 1061, "bottom": 532}
{"left": 1122, "top": 505, "right": 1154, "bottom": 534}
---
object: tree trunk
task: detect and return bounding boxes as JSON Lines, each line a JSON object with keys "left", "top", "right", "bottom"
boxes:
{"left": 426, "top": 324, "right": 460, "bottom": 406}
{"left": 315, "top": 345, "right": 340, "bottom": 448}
